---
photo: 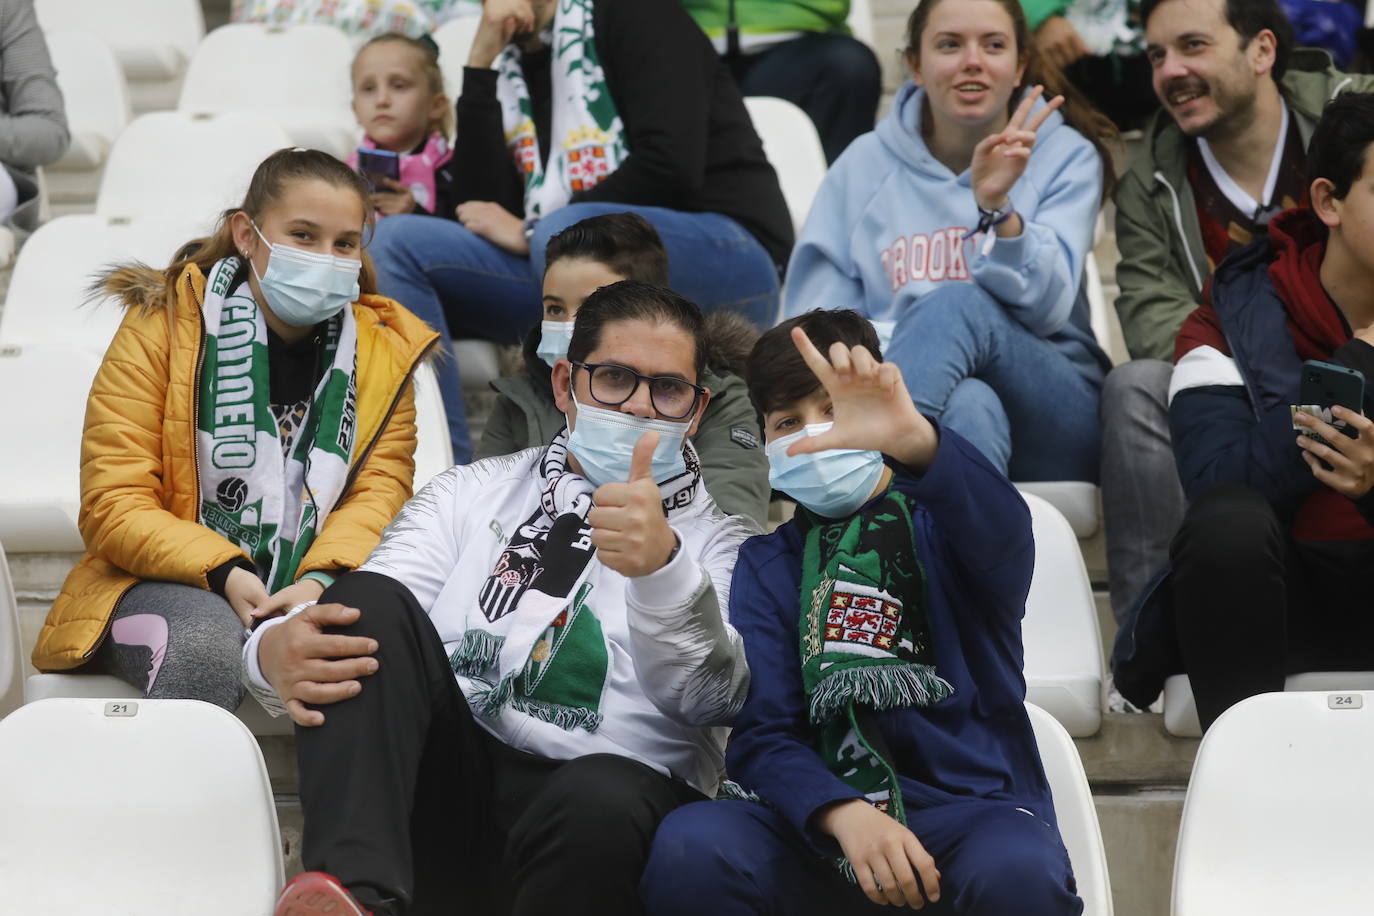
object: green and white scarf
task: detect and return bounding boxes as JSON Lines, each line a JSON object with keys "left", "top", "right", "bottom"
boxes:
{"left": 723, "top": 489, "right": 952, "bottom": 880}
{"left": 196, "top": 257, "right": 358, "bottom": 593}
{"left": 496, "top": 0, "right": 627, "bottom": 220}
{"left": 451, "top": 429, "right": 703, "bottom": 732}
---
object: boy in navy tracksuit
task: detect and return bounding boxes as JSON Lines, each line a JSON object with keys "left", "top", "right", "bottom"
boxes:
{"left": 640, "top": 310, "right": 1080, "bottom": 914}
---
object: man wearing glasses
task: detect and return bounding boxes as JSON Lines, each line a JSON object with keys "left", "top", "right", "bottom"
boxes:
{"left": 247, "top": 281, "right": 759, "bottom": 916}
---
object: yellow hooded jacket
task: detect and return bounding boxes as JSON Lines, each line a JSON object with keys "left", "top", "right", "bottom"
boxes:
{"left": 32, "top": 262, "right": 439, "bottom": 671}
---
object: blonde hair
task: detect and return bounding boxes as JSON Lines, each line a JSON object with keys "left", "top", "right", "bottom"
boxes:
{"left": 352, "top": 33, "right": 454, "bottom": 141}
{"left": 161, "top": 148, "right": 378, "bottom": 307}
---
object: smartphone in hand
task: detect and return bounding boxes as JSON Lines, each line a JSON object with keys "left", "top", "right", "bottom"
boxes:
{"left": 356, "top": 148, "right": 401, "bottom": 193}
{"left": 1294, "top": 359, "right": 1365, "bottom": 448}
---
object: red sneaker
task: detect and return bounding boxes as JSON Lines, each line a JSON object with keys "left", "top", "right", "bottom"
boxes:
{"left": 274, "top": 872, "right": 372, "bottom": 916}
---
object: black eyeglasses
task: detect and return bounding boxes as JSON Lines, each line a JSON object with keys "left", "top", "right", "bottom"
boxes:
{"left": 571, "top": 362, "right": 705, "bottom": 420}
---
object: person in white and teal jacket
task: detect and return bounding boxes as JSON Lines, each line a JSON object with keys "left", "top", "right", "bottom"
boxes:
{"left": 783, "top": 0, "right": 1116, "bottom": 483}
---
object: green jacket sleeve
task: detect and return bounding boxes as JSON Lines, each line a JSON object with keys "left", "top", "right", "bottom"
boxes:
{"left": 474, "top": 392, "right": 531, "bottom": 461}
{"left": 1113, "top": 169, "right": 1205, "bottom": 362}
{"left": 1020, "top": 0, "right": 1068, "bottom": 31}
{"left": 691, "top": 373, "right": 771, "bottom": 529}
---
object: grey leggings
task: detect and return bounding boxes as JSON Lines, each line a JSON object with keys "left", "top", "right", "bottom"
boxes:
{"left": 90, "top": 581, "right": 247, "bottom": 711}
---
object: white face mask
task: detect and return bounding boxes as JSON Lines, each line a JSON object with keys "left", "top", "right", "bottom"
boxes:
{"left": 536, "top": 320, "right": 575, "bottom": 368}
{"left": 249, "top": 223, "right": 361, "bottom": 327}
{"left": 565, "top": 394, "right": 690, "bottom": 486}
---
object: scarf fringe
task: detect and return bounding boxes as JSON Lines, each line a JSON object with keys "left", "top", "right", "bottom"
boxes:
{"left": 508, "top": 695, "right": 602, "bottom": 733}
{"left": 807, "top": 663, "right": 954, "bottom": 726}
{"left": 449, "top": 630, "right": 504, "bottom": 676}
{"left": 473, "top": 673, "right": 515, "bottom": 718}
{"left": 715, "top": 779, "right": 764, "bottom": 803}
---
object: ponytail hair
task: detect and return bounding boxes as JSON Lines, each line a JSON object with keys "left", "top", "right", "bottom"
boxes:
{"left": 904, "top": 0, "right": 1119, "bottom": 202}
{"left": 161, "top": 148, "right": 378, "bottom": 307}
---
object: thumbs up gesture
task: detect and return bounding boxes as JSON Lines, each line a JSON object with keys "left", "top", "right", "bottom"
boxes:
{"left": 588, "top": 431, "right": 679, "bottom": 578}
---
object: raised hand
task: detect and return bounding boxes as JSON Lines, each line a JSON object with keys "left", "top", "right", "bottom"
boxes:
{"left": 588, "top": 431, "right": 678, "bottom": 578}
{"left": 1295, "top": 405, "right": 1374, "bottom": 498}
{"left": 970, "top": 85, "right": 1064, "bottom": 214}
{"left": 257, "top": 603, "right": 380, "bottom": 727}
{"left": 468, "top": 0, "right": 535, "bottom": 69}
{"left": 785, "top": 327, "right": 938, "bottom": 472}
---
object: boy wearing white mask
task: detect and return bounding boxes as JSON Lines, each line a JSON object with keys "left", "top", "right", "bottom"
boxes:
{"left": 250, "top": 280, "right": 757, "bottom": 916}
{"left": 641, "top": 309, "right": 1080, "bottom": 915}
{"left": 476, "top": 211, "right": 770, "bottom": 526}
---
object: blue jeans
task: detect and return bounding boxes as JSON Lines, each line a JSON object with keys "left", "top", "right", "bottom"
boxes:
{"left": 641, "top": 800, "right": 1081, "bottom": 915}
{"left": 369, "top": 204, "right": 782, "bottom": 462}
{"left": 886, "top": 283, "right": 1103, "bottom": 482}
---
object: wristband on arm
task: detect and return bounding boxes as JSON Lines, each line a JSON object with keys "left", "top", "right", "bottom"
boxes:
{"left": 964, "top": 200, "right": 1016, "bottom": 256}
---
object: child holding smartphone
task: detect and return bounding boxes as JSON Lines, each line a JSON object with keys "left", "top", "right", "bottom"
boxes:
{"left": 349, "top": 33, "right": 456, "bottom": 218}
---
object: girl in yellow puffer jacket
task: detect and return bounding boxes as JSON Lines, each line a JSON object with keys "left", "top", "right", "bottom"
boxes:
{"left": 31, "top": 148, "right": 439, "bottom": 709}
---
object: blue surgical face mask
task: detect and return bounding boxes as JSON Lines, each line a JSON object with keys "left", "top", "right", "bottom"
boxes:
{"left": 249, "top": 223, "right": 361, "bottom": 327}
{"left": 766, "top": 422, "right": 885, "bottom": 518}
{"left": 536, "top": 320, "right": 575, "bottom": 368}
{"left": 566, "top": 394, "right": 690, "bottom": 487}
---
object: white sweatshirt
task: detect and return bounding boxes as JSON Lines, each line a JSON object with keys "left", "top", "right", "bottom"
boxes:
{"left": 244, "top": 448, "right": 758, "bottom": 793}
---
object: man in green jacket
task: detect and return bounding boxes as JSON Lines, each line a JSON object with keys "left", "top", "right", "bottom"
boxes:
{"left": 1101, "top": 0, "right": 1374, "bottom": 635}
{"left": 679, "top": 0, "right": 879, "bottom": 163}
{"left": 476, "top": 211, "right": 772, "bottom": 529}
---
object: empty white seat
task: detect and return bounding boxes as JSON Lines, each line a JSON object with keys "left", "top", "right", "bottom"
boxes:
{"left": 24, "top": 672, "right": 294, "bottom": 736}
{"left": 0, "top": 215, "right": 201, "bottom": 352}
{"left": 1163, "top": 670, "right": 1374, "bottom": 738}
{"left": 1020, "top": 492, "right": 1104, "bottom": 737}
{"left": 0, "top": 542, "right": 21, "bottom": 717}
{"left": 432, "top": 15, "right": 481, "bottom": 101}
{"left": 44, "top": 31, "right": 131, "bottom": 172}
{"left": 1172, "top": 690, "right": 1374, "bottom": 914}
{"left": 94, "top": 111, "right": 293, "bottom": 224}
{"left": 412, "top": 360, "right": 454, "bottom": 489}
{"left": 1016, "top": 480, "right": 1101, "bottom": 539}
{"left": 34, "top": 0, "right": 205, "bottom": 81}
{"left": 847, "top": 0, "right": 876, "bottom": 48}
{"left": 454, "top": 337, "right": 503, "bottom": 391}
{"left": 178, "top": 24, "right": 358, "bottom": 159}
{"left": 1085, "top": 254, "right": 1113, "bottom": 357}
{"left": 0, "top": 345, "right": 102, "bottom": 551}
{"left": 744, "top": 96, "right": 827, "bottom": 236}
{"left": 1025, "top": 703, "right": 1113, "bottom": 915}
{"left": 0, "top": 698, "right": 282, "bottom": 913}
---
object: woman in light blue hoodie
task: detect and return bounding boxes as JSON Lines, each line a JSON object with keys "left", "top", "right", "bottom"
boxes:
{"left": 783, "top": 0, "right": 1117, "bottom": 483}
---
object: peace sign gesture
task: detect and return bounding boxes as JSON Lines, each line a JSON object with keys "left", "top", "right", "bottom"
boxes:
{"left": 971, "top": 85, "right": 1064, "bottom": 213}
{"left": 785, "top": 327, "right": 938, "bottom": 472}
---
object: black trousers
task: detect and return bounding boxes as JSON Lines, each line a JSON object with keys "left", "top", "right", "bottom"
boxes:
{"left": 1170, "top": 484, "right": 1374, "bottom": 730}
{"left": 296, "top": 571, "right": 705, "bottom": 916}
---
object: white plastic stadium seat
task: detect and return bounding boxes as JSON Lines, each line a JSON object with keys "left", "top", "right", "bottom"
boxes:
{"left": 454, "top": 338, "right": 504, "bottom": 391}
{"left": 0, "top": 541, "right": 21, "bottom": 718}
{"left": 0, "top": 698, "right": 282, "bottom": 913}
{"left": 95, "top": 111, "right": 293, "bottom": 224}
{"left": 1020, "top": 492, "right": 1103, "bottom": 737}
{"left": 23, "top": 672, "right": 293, "bottom": 736}
{"left": 432, "top": 15, "right": 482, "bottom": 102}
{"left": 1085, "top": 253, "right": 1112, "bottom": 357}
{"left": 0, "top": 215, "right": 201, "bottom": 353}
{"left": 412, "top": 360, "right": 455, "bottom": 489}
{"left": 1163, "top": 670, "right": 1374, "bottom": 738}
{"left": 0, "top": 345, "right": 102, "bottom": 551}
{"left": 1016, "top": 481, "right": 1100, "bottom": 539}
{"left": 1172, "top": 690, "right": 1374, "bottom": 915}
{"left": 1025, "top": 703, "right": 1114, "bottom": 915}
{"left": 847, "top": 0, "right": 876, "bottom": 48}
{"left": 44, "top": 31, "right": 131, "bottom": 172}
{"left": 178, "top": 24, "right": 358, "bottom": 159}
{"left": 744, "top": 96, "right": 827, "bottom": 235}
{"left": 34, "top": 0, "right": 205, "bottom": 81}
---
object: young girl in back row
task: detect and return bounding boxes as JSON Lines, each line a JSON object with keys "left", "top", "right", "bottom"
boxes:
{"left": 349, "top": 34, "right": 457, "bottom": 219}
{"left": 30, "top": 149, "right": 438, "bottom": 710}
{"left": 784, "top": 0, "right": 1117, "bottom": 485}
